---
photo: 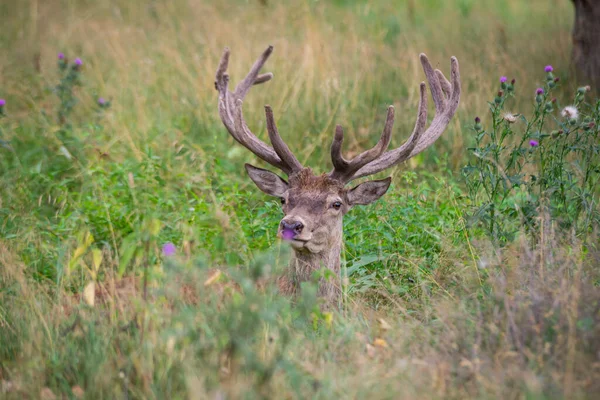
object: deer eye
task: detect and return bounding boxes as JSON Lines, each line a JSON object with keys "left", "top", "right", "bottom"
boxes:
{"left": 332, "top": 201, "right": 342, "bottom": 210}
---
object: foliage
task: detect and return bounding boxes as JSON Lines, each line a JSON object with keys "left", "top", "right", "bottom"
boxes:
{"left": 463, "top": 69, "right": 600, "bottom": 245}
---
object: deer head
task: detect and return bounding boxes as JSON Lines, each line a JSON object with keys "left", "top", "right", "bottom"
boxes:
{"left": 214, "top": 46, "right": 460, "bottom": 302}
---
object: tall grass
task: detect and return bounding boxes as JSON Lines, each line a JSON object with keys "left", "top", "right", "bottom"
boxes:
{"left": 2, "top": 0, "right": 599, "bottom": 398}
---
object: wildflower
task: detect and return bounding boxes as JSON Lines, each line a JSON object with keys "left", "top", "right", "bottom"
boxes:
{"left": 544, "top": 65, "right": 553, "bottom": 73}
{"left": 503, "top": 113, "right": 517, "bottom": 123}
{"left": 499, "top": 76, "right": 508, "bottom": 90}
{"left": 0, "top": 99, "right": 5, "bottom": 107}
{"left": 561, "top": 106, "right": 578, "bottom": 121}
{"left": 282, "top": 230, "right": 295, "bottom": 240}
{"left": 551, "top": 130, "right": 562, "bottom": 138}
{"left": 74, "top": 58, "right": 83, "bottom": 66}
{"left": 474, "top": 116, "right": 482, "bottom": 131}
{"left": 494, "top": 91, "right": 503, "bottom": 104}
{"left": 475, "top": 116, "right": 481, "bottom": 124}
{"left": 511, "top": 78, "right": 516, "bottom": 85}
{"left": 529, "top": 140, "right": 539, "bottom": 147}
{"left": 98, "top": 97, "right": 106, "bottom": 106}
{"left": 58, "top": 52, "right": 65, "bottom": 60}
{"left": 535, "top": 88, "right": 544, "bottom": 104}
{"left": 554, "top": 77, "right": 560, "bottom": 83}
{"left": 162, "top": 242, "right": 176, "bottom": 257}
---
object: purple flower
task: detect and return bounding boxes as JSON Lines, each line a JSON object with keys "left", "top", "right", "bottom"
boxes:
{"left": 544, "top": 65, "right": 553, "bottom": 73}
{"left": 529, "top": 140, "right": 539, "bottom": 147}
{"left": 536, "top": 88, "right": 544, "bottom": 95}
{"left": 98, "top": 97, "right": 106, "bottom": 106}
{"left": 162, "top": 242, "right": 176, "bottom": 257}
{"left": 281, "top": 229, "right": 295, "bottom": 241}
{"left": 500, "top": 76, "right": 507, "bottom": 83}
{"left": 58, "top": 52, "right": 65, "bottom": 60}
{"left": 74, "top": 58, "right": 83, "bottom": 66}
{"left": 475, "top": 116, "right": 481, "bottom": 124}
{"left": 0, "top": 99, "right": 5, "bottom": 107}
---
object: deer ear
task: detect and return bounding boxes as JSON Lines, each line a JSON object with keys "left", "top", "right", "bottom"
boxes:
{"left": 245, "top": 163, "right": 289, "bottom": 197}
{"left": 347, "top": 177, "right": 391, "bottom": 206}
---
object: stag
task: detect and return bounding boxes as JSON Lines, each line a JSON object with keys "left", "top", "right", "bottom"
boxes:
{"left": 214, "top": 46, "right": 460, "bottom": 304}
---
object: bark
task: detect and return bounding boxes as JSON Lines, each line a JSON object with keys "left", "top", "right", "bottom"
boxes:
{"left": 572, "top": 0, "right": 600, "bottom": 91}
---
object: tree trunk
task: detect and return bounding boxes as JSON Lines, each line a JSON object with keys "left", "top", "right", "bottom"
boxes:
{"left": 572, "top": 0, "right": 600, "bottom": 91}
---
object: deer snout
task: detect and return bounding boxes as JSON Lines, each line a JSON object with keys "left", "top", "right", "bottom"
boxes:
{"left": 279, "top": 218, "right": 305, "bottom": 240}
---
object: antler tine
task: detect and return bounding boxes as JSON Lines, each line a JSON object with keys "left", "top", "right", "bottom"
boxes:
{"left": 328, "top": 106, "right": 395, "bottom": 182}
{"left": 215, "top": 46, "right": 301, "bottom": 174}
{"left": 265, "top": 105, "right": 303, "bottom": 174}
{"left": 234, "top": 45, "right": 274, "bottom": 100}
{"left": 347, "top": 54, "right": 461, "bottom": 182}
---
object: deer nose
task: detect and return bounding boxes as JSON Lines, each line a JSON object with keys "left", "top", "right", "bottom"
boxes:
{"left": 281, "top": 220, "right": 304, "bottom": 234}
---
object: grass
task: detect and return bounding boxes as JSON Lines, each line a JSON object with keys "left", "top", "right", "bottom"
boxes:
{"left": 1, "top": 0, "right": 599, "bottom": 398}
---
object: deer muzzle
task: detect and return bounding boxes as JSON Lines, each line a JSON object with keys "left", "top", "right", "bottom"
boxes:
{"left": 279, "top": 219, "right": 305, "bottom": 240}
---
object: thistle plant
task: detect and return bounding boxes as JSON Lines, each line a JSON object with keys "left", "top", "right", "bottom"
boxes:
{"left": 55, "top": 54, "right": 84, "bottom": 125}
{"left": 463, "top": 66, "right": 600, "bottom": 245}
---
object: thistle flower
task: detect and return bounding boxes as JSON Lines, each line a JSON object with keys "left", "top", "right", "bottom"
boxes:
{"left": 0, "top": 99, "right": 5, "bottom": 107}
{"left": 282, "top": 230, "right": 295, "bottom": 240}
{"left": 544, "top": 65, "right": 553, "bottom": 73}
{"left": 561, "top": 106, "right": 578, "bottom": 121}
{"left": 58, "top": 52, "right": 65, "bottom": 60}
{"left": 536, "top": 88, "right": 544, "bottom": 95}
{"left": 74, "top": 58, "right": 83, "bottom": 66}
{"left": 98, "top": 97, "right": 106, "bottom": 106}
{"left": 162, "top": 242, "right": 176, "bottom": 257}
{"left": 500, "top": 76, "right": 507, "bottom": 83}
{"left": 503, "top": 113, "right": 517, "bottom": 123}
{"left": 529, "top": 140, "right": 539, "bottom": 147}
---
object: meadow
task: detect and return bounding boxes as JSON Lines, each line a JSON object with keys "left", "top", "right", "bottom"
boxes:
{"left": 1, "top": 0, "right": 599, "bottom": 398}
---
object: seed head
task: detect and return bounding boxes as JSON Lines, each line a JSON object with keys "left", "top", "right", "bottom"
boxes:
{"left": 561, "top": 106, "right": 579, "bottom": 121}
{"left": 503, "top": 113, "right": 517, "bottom": 123}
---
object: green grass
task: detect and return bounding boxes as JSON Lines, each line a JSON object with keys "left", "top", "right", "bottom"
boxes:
{"left": 1, "top": 0, "right": 599, "bottom": 398}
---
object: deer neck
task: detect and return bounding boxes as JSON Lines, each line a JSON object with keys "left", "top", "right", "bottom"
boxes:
{"left": 286, "top": 227, "right": 343, "bottom": 301}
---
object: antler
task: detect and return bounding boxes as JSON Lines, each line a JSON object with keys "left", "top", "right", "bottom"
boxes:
{"left": 215, "top": 46, "right": 302, "bottom": 175}
{"left": 328, "top": 53, "right": 460, "bottom": 183}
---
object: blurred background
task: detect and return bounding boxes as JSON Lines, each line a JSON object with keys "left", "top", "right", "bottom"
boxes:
{"left": 1, "top": 0, "right": 574, "bottom": 170}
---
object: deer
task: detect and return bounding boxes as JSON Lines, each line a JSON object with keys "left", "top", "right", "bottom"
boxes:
{"left": 214, "top": 46, "right": 460, "bottom": 305}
